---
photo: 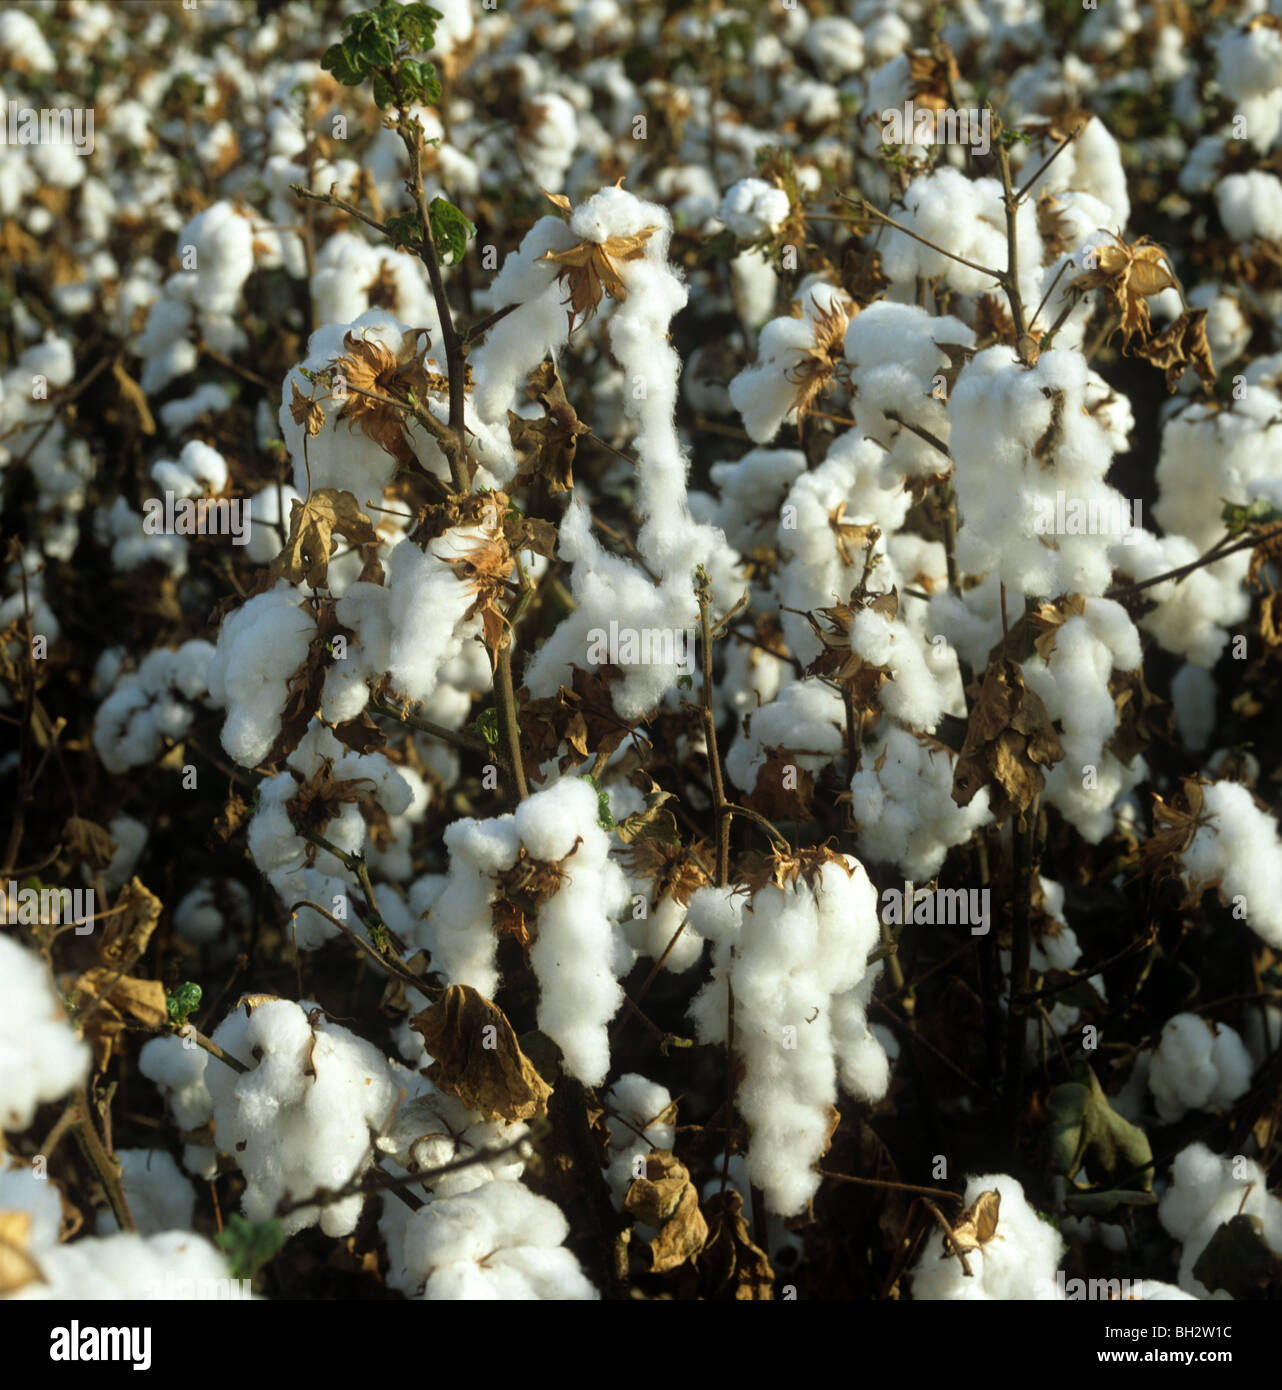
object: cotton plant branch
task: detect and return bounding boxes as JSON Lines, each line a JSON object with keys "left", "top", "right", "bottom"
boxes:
{"left": 839, "top": 192, "right": 1004, "bottom": 283}
{"left": 1004, "top": 794, "right": 1041, "bottom": 1145}
{"left": 290, "top": 898, "right": 441, "bottom": 1001}
{"left": 69, "top": 1086, "right": 136, "bottom": 1233}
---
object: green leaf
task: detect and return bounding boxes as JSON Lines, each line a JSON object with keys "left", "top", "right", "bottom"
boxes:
{"left": 372, "top": 71, "right": 396, "bottom": 109}
{"left": 214, "top": 1215, "right": 287, "bottom": 1281}
{"left": 1047, "top": 1064, "right": 1154, "bottom": 1192}
{"left": 385, "top": 211, "right": 423, "bottom": 250}
{"left": 353, "top": 29, "right": 395, "bottom": 69}
{"left": 398, "top": 3, "right": 443, "bottom": 51}
{"left": 321, "top": 41, "right": 366, "bottom": 87}
{"left": 399, "top": 58, "right": 442, "bottom": 106}
{"left": 467, "top": 708, "right": 501, "bottom": 746}
{"left": 428, "top": 196, "right": 475, "bottom": 266}
{"left": 1222, "top": 496, "right": 1282, "bottom": 535}
{"left": 166, "top": 981, "right": 202, "bottom": 1027}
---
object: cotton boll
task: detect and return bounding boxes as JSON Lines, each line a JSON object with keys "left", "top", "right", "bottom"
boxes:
{"left": 1158, "top": 1145, "right": 1282, "bottom": 1297}
{"left": 728, "top": 249, "right": 779, "bottom": 331}
{"left": 398, "top": 1180, "right": 597, "bottom": 1299}
{"left": 10, "top": 1229, "right": 248, "bottom": 1300}
{"left": 880, "top": 169, "right": 1040, "bottom": 307}
{"left": 802, "top": 16, "right": 864, "bottom": 80}
{"left": 1112, "top": 530, "right": 1247, "bottom": 669}
{"left": 603, "top": 1073, "right": 676, "bottom": 1204}
{"left": 719, "top": 178, "right": 792, "bottom": 241}
{"left": 1021, "top": 601, "right": 1146, "bottom": 842}
{"left": 205, "top": 1000, "right": 403, "bottom": 1237}
{"left": 850, "top": 725, "right": 992, "bottom": 879}
{"left": 206, "top": 582, "right": 315, "bottom": 767}
{"left": 774, "top": 429, "right": 902, "bottom": 666}
{"left": 138, "top": 1035, "right": 216, "bottom": 1178}
{"left": 951, "top": 348, "right": 1130, "bottom": 602}
{"left": 844, "top": 302, "right": 974, "bottom": 481}
{"left": 97, "top": 1150, "right": 196, "bottom": 1237}
{"left": 93, "top": 640, "right": 215, "bottom": 774}
{"left": 172, "top": 878, "right": 252, "bottom": 946}
{"left": 1213, "top": 20, "right": 1282, "bottom": 152}
{"left": 279, "top": 311, "right": 444, "bottom": 500}
{"left": 729, "top": 287, "right": 853, "bottom": 443}
{"left": 151, "top": 440, "right": 228, "bottom": 499}
{"left": 1216, "top": 171, "right": 1282, "bottom": 243}
{"left": 709, "top": 448, "right": 807, "bottom": 554}
{"left": 1170, "top": 663, "right": 1217, "bottom": 753}
{"left": 725, "top": 675, "right": 845, "bottom": 794}
{"left": 624, "top": 889, "right": 703, "bottom": 974}
{"left": 101, "top": 815, "right": 148, "bottom": 892}
{"left": 1155, "top": 389, "right": 1282, "bottom": 552}
{"left": 911, "top": 1172, "right": 1065, "bottom": 1299}
{"left": 1178, "top": 780, "right": 1282, "bottom": 949}
{"left": 1148, "top": 1014, "right": 1253, "bottom": 1123}
{"left": 0, "top": 936, "right": 91, "bottom": 1131}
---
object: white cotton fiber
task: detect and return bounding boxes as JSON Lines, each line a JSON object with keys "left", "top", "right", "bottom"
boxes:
{"left": 1148, "top": 1014, "right": 1253, "bottom": 1123}
{"left": 0, "top": 935, "right": 91, "bottom": 1131}
{"left": 1178, "top": 780, "right": 1282, "bottom": 949}
{"left": 911, "top": 1172, "right": 1065, "bottom": 1299}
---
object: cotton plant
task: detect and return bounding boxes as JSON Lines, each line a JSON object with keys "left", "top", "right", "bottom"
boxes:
{"left": 10, "top": 0, "right": 1282, "bottom": 1307}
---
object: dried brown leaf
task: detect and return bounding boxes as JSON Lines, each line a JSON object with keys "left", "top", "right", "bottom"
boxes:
{"left": 410, "top": 985, "right": 552, "bottom": 1124}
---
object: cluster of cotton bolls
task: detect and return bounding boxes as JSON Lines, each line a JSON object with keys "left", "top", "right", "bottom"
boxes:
{"left": 1, "top": 1167, "right": 243, "bottom": 1300}
{"left": 687, "top": 857, "right": 889, "bottom": 1216}
{"left": 412, "top": 777, "right": 633, "bottom": 1085}
{"left": 142, "top": 999, "right": 409, "bottom": 1238}
{"left": 92, "top": 640, "right": 214, "bottom": 774}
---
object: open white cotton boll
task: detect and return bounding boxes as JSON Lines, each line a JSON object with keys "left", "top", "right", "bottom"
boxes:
{"left": 850, "top": 724, "right": 992, "bottom": 880}
{"left": 911, "top": 1172, "right": 1066, "bottom": 1299}
{"left": 1148, "top": 1014, "right": 1253, "bottom": 1123}
{"left": 397, "top": 1179, "right": 598, "bottom": 1299}
{"left": 0, "top": 936, "right": 91, "bottom": 1132}
{"left": 719, "top": 177, "right": 791, "bottom": 241}
{"left": 1159, "top": 1144, "right": 1282, "bottom": 1297}
{"left": 204, "top": 999, "right": 404, "bottom": 1238}
{"left": 1177, "top": 780, "right": 1282, "bottom": 950}
{"left": 97, "top": 1150, "right": 197, "bottom": 1237}
{"left": 205, "top": 582, "right": 315, "bottom": 768}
